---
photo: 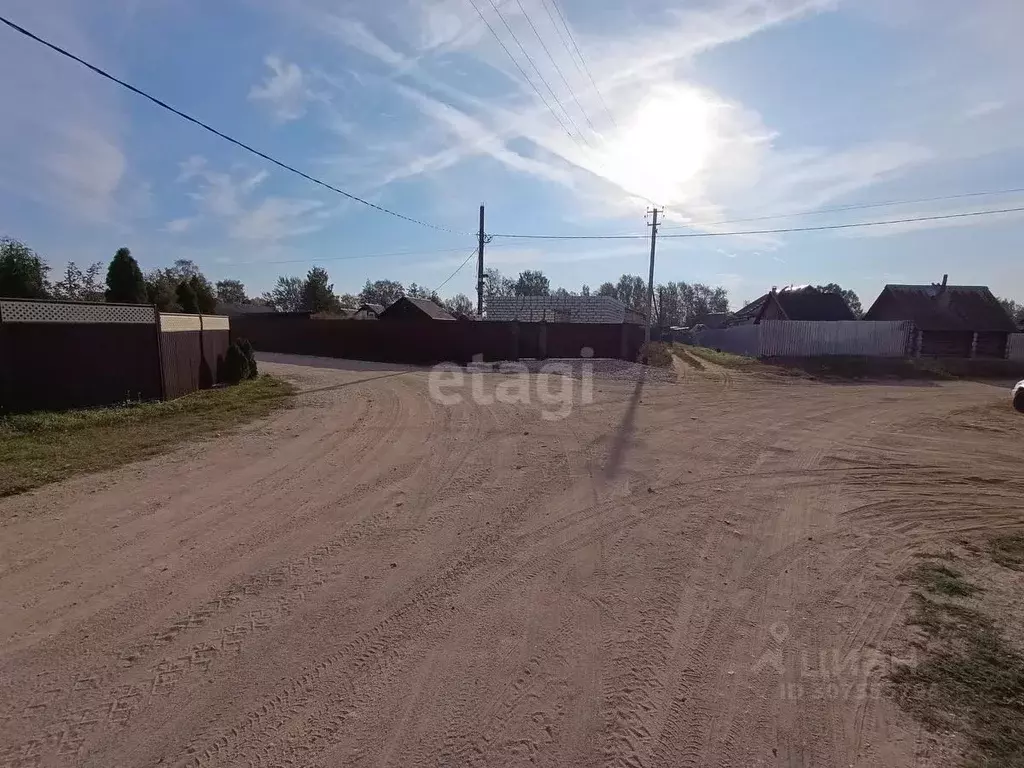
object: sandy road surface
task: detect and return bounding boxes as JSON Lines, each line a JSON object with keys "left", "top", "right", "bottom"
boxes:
{"left": 1, "top": 354, "right": 1022, "bottom": 768}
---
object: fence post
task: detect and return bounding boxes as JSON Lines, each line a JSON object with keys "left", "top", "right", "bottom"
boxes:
{"left": 154, "top": 307, "right": 167, "bottom": 401}
{"left": 539, "top": 321, "right": 548, "bottom": 359}
{"left": 511, "top": 322, "right": 520, "bottom": 361}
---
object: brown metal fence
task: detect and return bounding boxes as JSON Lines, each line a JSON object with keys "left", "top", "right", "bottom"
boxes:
{"left": 0, "top": 299, "right": 163, "bottom": 413}
{"left": 158, "top": 314, "right": 232, "bottom": 399}
{"left": 232, "top": 315, "right": 643, "bottom": 364}
{"left": 0, "top": 300, "right": 234, "bottom": 413}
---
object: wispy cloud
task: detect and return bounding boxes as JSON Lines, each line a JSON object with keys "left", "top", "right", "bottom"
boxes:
{"left": 249, "top": 55, "right": 323, "bottom": 121}
{"left": 0, "top": 0, "right": 143, "bottom": 227}
{"left": 173, "top": 156, "right": 330, "bottom": 242}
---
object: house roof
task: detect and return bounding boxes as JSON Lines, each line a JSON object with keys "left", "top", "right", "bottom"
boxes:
{"left": 731, "top": 295, "right": 768, "bottom": 323}
{"left": 358, "top": 303, "right": 384, "bottom": 314}
{"left": 769, "top": 287, "right": 856, "bottom": 321}
{"left": 381, "top": 296, "right": 455, "bottom": 320}
{"left": 865, "top": 284, "right": 1016, "bottom": 332}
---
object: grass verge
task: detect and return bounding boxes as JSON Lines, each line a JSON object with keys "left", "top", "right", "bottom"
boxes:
{"left": 679, "top": 346, "right": 1024, "bottom": 382}
{"left": 0, "top": 376, "right": 294, "bottom": 498}
{"left": 890, "top": 552, "right": 1024, "bottom": 766}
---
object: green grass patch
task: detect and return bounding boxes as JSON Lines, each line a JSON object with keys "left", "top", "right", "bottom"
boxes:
{"left": 680, "top": 344, "right": 760, "bottom": 369}
{"left": 990, "top": 534, "right": 1024, "bottom": 571}
{"left": 0, "top": 376, "right": 294, "bottom": 498}
{"left": 890, "top": 556, "right": 1024, "bottom": 767}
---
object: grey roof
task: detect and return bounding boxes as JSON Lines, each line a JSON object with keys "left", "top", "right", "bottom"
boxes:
{"left": 865, "top": 284, "right": 1016, "bottom": 332}
{"left": 359, "top": 303, "right": 384, "bottom": 314}
{"left": 772, "top": 287, "right": 856, "bottom": 321}
{"left": 381, "top": 296, "right": 455, "bottom": 320}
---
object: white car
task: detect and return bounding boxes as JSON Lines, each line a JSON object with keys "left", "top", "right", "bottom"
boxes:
{"left": 1015, "top": 380, "right": 1024, "bottom": 413}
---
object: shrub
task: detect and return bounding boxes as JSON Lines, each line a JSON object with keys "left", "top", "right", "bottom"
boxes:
{"left": 222, "top": 342, "right": 250, "bottom": 385}
{"left": 238, "top": 338, "right": 258, "bottom": 379}
{"left": 638, "top": 341, "right": 673, "bottom": 368}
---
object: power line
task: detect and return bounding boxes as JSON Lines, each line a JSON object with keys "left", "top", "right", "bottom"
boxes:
{"left": 0, "top": 15, "right": 468, "bottom": 236}
{"left": 546, "top": 0, "right": 617, "bottom": 128}
{"left": 512, "top": 0, "right": 598, "bottom": 136}
{"left": 433, "top": 248, "right": 480, "bottom": 294}
{"left": 486, "top": 205, "right": 1024, "bottom": 241}
{"left": 658, "top": 206, "right": 1024, "bottom": 239}
{"left": 658, "top": 186, "right": 1024, "bottom": 230}
{"left": 229, "top": 245, "right": 478, "bottom": 267}
{"left": 479, "top": 0, "right": 589, "bottom": 147}
{"left": 465, "top": 0, "right": 581, "bottom": 146}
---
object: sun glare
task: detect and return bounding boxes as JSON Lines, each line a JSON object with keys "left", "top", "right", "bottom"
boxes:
{"left": 600, "top": 88, "right": 716, "bottom": 205}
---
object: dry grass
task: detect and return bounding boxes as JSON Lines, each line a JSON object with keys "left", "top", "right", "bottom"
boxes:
{"left": 0, "top": 376, "right": 294, "bottom": 497}
{"left": 638, "top": 341, "right": 674, "bottom": 368}
{"left": 890, "top": 553, "right": 1024, "bottom": 767}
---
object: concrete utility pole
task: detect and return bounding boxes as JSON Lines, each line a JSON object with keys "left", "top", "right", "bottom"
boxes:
{"left": 645, "top": 207, "right": 662, "bottom": 343}
{"left": 477, "top": 205, "right": 486, "bottom": 317}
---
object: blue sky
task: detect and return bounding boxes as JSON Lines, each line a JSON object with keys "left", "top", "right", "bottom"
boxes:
{"left": 0, "top": 0, "right": 1022, "bottom": 306}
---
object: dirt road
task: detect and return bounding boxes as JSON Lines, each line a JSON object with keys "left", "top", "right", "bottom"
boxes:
{"left": 2, "top": 355, "right": 1022, "bottom": 767}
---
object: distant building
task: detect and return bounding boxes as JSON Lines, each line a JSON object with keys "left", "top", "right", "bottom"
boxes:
{"left": 485, "top": 295, "right": 644, "bottom": 324}
{"left": 351, "top": 303, "right": 383, "bottom": 320}
{"left": 730, "top": 286, "right": 855, "bottom": 324}
{"left": 379, "top": 296, "right": 455, "bottom": 321}
{"left": 864, "top": 276, "right": 1016, "bottom": 358}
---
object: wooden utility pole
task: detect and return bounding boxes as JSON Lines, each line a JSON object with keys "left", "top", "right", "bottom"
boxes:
{"left": 477, "top": 205, "right": 485, "bottom": 316}
{"left": 645, "top": 207, "right": 662, "bottom": 343}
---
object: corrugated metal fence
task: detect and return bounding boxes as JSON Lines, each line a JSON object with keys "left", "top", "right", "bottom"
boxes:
{"left": 694, "top": 325, "right": 760, "bottom": 357}
{"left": 696, "top": 320, "right": 913, "bottom": 358}
{"left": 1008, "top": 333, "right": 1024, "bottom": 361}
{"left": 758, "top": 321, "right": 912, "bottom": 357}
{"left": 0, "top": 299, "right": 232, "bottom": 413}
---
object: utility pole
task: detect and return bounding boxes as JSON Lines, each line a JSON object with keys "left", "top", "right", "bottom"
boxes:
{"left": 477, "top": 204, "right": 485, "bottom": 317}
{"left": 645, "top": 207, "right": 662, "bottom": 343}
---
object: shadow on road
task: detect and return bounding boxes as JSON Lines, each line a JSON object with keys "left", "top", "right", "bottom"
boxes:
{"left": 602, "top": 374, "right": 645, "bottom": 480}
{"left": 258, "top": 352, "right": 426, "bottom": 374}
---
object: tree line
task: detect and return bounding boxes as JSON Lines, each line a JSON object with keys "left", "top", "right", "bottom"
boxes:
{"left": 5, "top": 235, "right": 1021, "bottom": 325}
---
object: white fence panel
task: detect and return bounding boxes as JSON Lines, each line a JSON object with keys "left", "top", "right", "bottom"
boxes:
{"left": 695, "top": 325, "right": 760, "bottom": 357}
{"left": 758, "top": 320, "right": 912, "bottom": 358}
{"left": 1008, "top": 334, "right": 1024, "bottom": 361}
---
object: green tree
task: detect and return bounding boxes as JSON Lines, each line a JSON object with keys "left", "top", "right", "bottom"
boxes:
{"left": 145, "top": 270, "right": 179, "bottom": 311}
{"left": 189, "top": 275, "right": 217, "bottom": 314}
{"left": 483, "top": 268, "right": 516, "bottom": 299}
{"left": 596, "top": 282, "right": 617, "bottom": 298}
{"left": 105, "top": 247, "right": 147, "bottom": 304}
{"left": 301, "top": 266, "right": 342, "bottom": 313}
{"left": 514, "top": 269, "right": 550, "bottom": 296}
{"left": 261, "top": 276, "right": 304, "bottom": 311}
{"left": 816, "top": 283, "right": 863, "bottom": 318}
{"left": 80, "top": 262, "right": 105, "bottom": 302}
{"left": 52, "top": 262, "right": 85, "bottom": 300}
{"left": 176, "top": 280, "right": 199, "bottom": 313}
{"left": 359, "top": 279, "right": 405, "bottom": 307}
{"left": 215, "top": 279, "right": 248, "bottom": 305}
{"left": 614, "top": 274, "right": 647, "bottom": 311}
{"left": 445, "top": 293, "right": 474, "bottom": 315}
{"left": 337, "top": 293, "right": 359, "bottom": 308}
{"left": 0, "top": 237, "right": 49, "bottom": 298}
{"left": 580, "top": 284, "right": 591, "bottom": 297}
